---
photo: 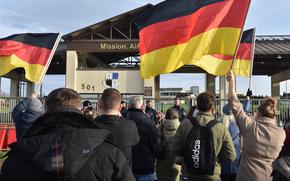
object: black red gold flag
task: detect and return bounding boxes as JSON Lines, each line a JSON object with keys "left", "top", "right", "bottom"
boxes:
{"left": 0, "top": 33, "right": 60, "bottom": 82}
{"left": 135, "top": 0, "right": 251, "bottom": 78}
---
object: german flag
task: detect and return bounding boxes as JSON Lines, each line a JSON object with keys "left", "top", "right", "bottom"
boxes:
{"left": 135, "top": 0, "right": 251, "bottom": 78}
{"left": 0, "top": 33, "right": 60, "bottom": 83}
{"left": 232, "top": 28, "right": 255, "bottom": 77}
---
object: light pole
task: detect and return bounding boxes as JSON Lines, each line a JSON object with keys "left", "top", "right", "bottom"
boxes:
{"left": 286, "top": 80, "right": 288, "bottom": 99}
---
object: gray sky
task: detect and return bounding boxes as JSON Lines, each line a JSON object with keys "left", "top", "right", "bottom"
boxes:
{"left": 1, "top": 0, "right": 290, "bottom": 96}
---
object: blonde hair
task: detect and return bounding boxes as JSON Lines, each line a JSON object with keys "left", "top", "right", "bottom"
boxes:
{"left": 257, "top": 97, "right": 277, "bottom": 119}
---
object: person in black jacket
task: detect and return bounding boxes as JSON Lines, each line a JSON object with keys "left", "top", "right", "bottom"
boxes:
{"left": 0, "top": 88, "right": 135, "bottom": 181}
{"left": 170, "top": 96, "right": 186, "bottom": 121}
{"left": 94, "top": 88, "right": 139, "bottom": 165}
{"left": 145, "top": 100, "right": 158, "bottom": 125}
{"left": 126, "top": 96, "right": 164, "bottom": 181}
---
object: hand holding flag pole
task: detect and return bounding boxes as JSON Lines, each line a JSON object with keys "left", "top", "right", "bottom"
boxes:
{"left": 229, "top": 28, "right": 256, "bottom": 97}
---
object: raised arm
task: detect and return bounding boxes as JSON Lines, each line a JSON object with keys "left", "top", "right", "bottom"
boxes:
{"left": 226, "top": 71, "right": 254, "bottom": 134}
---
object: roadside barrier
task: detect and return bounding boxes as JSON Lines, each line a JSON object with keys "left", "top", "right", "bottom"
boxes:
{"left": 0, "top": 124, "right": 16, "bottom": 151}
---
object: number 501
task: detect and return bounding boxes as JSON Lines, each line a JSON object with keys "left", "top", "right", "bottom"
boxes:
{"left": 81, "top": 84, "right": 95, "bottom": 91}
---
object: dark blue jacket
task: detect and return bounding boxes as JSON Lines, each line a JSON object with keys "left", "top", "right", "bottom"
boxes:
{"left": 221, "top": 119, "right": 240, "bottom": 174}
{"left": 145, "top": 107, "right": 158, "bottom": 125}
{"left": 243, "top": 99, "right": 251, "bottom": 113}
{"left": 12, "top": 98, "right": 43, "bottom": 140}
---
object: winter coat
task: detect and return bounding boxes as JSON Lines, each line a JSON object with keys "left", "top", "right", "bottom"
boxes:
{"left": 272, "top": 156, "right": 290, "bottom": 181}
{"left": 173, "top": 111, "right": 236, "bottom": 180}
{"left": 126, "top": 108, "right": 164, "bottom": 175}
{"left": 156, "top": 118, "right": 181, "bottom": 181}
{"left": 0, "top": 108, "right": 135, "bottom": 181}
{"left": 12, "top": 97, "right": 44, "bottom": 140}
{"left": 280, "top": 129, "right": 290, "bottom": 157}
{"left": 229, "top": 95, "right": 286, "bottom": 181}
{"left": 218, "top": 115, "right": 241, "bottom": 175}
{"left": 145, "top": 107, "right": 158, "bottom": 125}
{"left": 171, "top": 105, "right": 186, "bottom": 121}
{"left": 94, "top": 115, "right": 139, "bottom": 164}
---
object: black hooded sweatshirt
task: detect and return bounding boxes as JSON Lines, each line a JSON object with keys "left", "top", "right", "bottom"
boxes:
{"left": 126, "top": 108, "right": 164, "bottom": 175}
{"left": 0, "top": 108, "right": 135, "bottom": 181}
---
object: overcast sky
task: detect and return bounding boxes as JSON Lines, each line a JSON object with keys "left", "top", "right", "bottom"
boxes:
{"left": 1, "top": 0, "right": 290, "bottom": 96}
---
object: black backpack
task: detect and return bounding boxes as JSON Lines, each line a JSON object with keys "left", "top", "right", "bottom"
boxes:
{"left": 183, "top": 117, "right": 219, "bottom": 175}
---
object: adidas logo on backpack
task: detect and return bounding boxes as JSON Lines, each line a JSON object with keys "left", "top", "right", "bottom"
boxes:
{"left": 184, "top": 117, "right": 219, "bottom": 175}
{"left": 192, "top": 140, "right": 200, "bottom": 168}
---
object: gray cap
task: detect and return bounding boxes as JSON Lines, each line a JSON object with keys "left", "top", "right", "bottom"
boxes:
{"left": 12, "top": 97, "right": 44, "bottom": 140}
{"left": 12, "top": 97, "right": 44, "bottom": 119}
{"left": 27, "top": 97, "right": 44, "bottom": 113}
{"left": 222, "top": 103, "right": 232, "bottom": 115}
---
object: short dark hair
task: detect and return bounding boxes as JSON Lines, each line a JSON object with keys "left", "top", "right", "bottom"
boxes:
{"left": 187, "top": 106, "right": 197, "bottom": 119}
{"left": 101, "top": 88, "right": 121, "bottom": 111}
{"left": 174, "top": 96, "right": 180, "bottom": 100}
{"left": 165, "top": 107, "right": 179, "bottom": 120}
{"left": 196, "top": 92, "right": 215, "bottom": 112}
{"left": 45, "top": 88, "right": 81, "bottom": 111}
{"left": 83, "top": 100, "right": 92, "bottom": 108}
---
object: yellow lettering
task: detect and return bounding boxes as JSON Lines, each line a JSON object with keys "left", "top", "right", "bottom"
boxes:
{"left": 100, "top": 43, "right": 107, "bottom": 49}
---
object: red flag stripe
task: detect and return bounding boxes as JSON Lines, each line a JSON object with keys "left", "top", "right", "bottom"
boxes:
{"left": 0, "top": 40, "right": 51, "bottom": 66}
{"left": 139, "top": 0, "right": 249, "bottom": 55}
{"left": 236, "top": 43, "right": 252, "bottom": 60}
{"left": 210, "top": 43, "right": 252, "bottom": 61}
{"left": 210, "top": 54, "right": 233, "bottom": 60}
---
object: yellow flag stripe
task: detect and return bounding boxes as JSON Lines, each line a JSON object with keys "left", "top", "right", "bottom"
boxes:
{"left": 0, "top": 54, "right": 45, "bottom": 83}
{"left": 195, "top": 55, "right": 232, "bottom": 75}
{"left": 232, "top": 59, "right": 251, "bottom": 77}
{"left": 140, "top": 27, "right": 241, "bottom": 78}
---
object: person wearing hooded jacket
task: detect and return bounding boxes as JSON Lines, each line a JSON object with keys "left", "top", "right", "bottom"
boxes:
{"left": 174, "top": 92, "right": 236, "bottom": 181}
{"left": 0, "top": 88, "right": 135, "bottom": 181}
{"left": 12, "top": 94, "right": 44, "bottom": 140}
{"left": 156, "top": 107, "right": 181, "bottom": 181}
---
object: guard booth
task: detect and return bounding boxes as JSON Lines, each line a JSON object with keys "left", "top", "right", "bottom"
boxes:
{"left": 63, "top": 4, "right": 160, "bottom": 101}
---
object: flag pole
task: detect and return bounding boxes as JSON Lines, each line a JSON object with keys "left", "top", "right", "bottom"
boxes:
{"left": 230, "top": 0, "right": 252, "bottom": 71}
{"left": 35, "top": 33, "right": 62, "bottom": 96}
{"left": 228, "top": 0, "right": 251, "bottom": 94}
{"left": 248, "top": 27, "right": 256, "bottom": 90}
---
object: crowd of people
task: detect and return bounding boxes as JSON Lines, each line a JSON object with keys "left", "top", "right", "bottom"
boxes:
{"left": 0, "top": 71, "right": 289, "bottom": 181}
